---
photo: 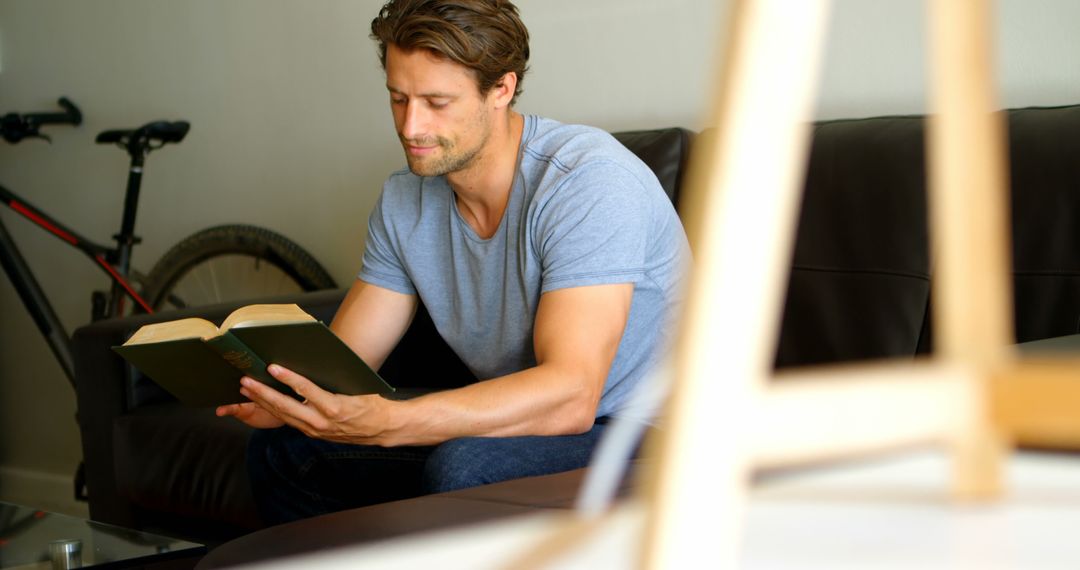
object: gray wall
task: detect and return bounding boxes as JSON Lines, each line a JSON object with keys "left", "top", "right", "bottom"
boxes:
{"left": 817, "top": 0, "right": 1079, "bottom": 119}
{"left": 0, "top": 0, "right": 1077, "bottom": 515}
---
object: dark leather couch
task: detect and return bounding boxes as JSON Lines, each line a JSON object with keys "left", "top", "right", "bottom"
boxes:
{"left": 72, "top": 106, "right": 1080, "bottom": 549}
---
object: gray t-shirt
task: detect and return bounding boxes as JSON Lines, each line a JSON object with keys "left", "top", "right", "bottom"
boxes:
{"left": 360, "top": 115, "right": 690, "bottom": 418}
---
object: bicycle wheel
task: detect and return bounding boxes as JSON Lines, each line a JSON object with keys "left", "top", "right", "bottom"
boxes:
{"left": 142, "top": 224, "right": 337, "bottom": 311}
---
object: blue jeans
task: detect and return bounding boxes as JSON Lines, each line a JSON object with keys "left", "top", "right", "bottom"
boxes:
{"left": 246, "top": 421, "right": 609, "bottom": 525}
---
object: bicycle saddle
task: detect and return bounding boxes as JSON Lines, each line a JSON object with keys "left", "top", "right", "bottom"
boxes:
{"left": 95, "top": 121, "right": 190, "bottom": 146}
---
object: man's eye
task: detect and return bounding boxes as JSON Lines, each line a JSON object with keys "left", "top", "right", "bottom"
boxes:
{"left": 391, "top": 97, "right": 407, "bottom": 105}
{"left": 429, "top": 101, "right": 449, "bottom": 110}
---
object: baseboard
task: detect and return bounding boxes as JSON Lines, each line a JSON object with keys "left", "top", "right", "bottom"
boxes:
{"left": 0, "top": 464, "right": 89, "bottom": 518}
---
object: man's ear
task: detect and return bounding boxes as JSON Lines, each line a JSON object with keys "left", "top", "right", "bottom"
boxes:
{"left": 489, "top": 71, "right": 518, "bottom": 108}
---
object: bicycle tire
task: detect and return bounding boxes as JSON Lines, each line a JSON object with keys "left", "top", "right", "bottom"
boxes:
{"left": 142, "top": 224, "right": 337, "bottom": 312}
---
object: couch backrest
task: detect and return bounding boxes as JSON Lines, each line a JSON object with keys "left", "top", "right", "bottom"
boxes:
{"left": 611, "top": 128, "right": 694, "bottom": 205}
{"left": 775, "top": 115, "right": 932, "bottom": 367}
{"left": 1005, "top": 105, "right": 1080, "bottom": 343}
{"left": 776, "top": 104, "right": 1080, "bottom": 368}
{"left": 606, "top": 109, "right": 1080, "bottom": 371}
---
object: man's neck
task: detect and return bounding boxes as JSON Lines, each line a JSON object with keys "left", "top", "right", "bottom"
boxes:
{"left": 448, "top": 111, "right": 524, "bottom": 239}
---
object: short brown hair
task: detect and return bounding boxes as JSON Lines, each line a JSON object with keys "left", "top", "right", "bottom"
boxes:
{"left": 370, "top": 0, "right": 530, "bottom": 104}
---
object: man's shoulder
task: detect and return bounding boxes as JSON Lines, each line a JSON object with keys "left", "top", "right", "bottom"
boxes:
{"left": 522, "top": 115, "right": 639, "bottom": 173}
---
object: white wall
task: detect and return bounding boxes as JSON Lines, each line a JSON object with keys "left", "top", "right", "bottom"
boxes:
{"left": 0, "top": 0, "right": 1077, "bottom": 516}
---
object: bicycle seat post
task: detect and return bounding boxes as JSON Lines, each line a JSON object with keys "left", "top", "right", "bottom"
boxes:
{"left": 93, "top": 120, "right": 189, "bottom": 312}
{"left": 114, "top": 139, "right": 148, "bottom": 275}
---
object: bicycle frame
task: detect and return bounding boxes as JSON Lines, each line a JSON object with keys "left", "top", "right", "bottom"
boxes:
{"left": 0, "top": 182, "right": 153, "bottom": 388}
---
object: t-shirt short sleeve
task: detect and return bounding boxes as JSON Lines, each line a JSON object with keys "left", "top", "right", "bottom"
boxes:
{"left": 533, "top": 161, "right": 651, "bottom": 293}
{"left": 359, "top": 191, "right": 417, "bottom": 295}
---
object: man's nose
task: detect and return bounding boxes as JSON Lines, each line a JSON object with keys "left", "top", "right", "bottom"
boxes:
{"left": 400, "top": 102, "right": 428, "bottom": 141}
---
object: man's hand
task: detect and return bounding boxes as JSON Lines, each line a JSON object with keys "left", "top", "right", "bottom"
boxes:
{"left": 215, "top": 399, "right": 285, "bottom": 429}
{"left": 221, "top": 364, "right": 403, "bottom": 446}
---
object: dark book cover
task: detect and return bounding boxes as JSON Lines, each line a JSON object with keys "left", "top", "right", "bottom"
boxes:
{"left": 114, "top": 321, "right": 394, "bottom": 407}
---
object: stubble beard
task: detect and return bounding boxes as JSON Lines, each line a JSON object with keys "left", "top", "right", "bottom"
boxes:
{"left": 403, "top": 135, "right": 480, "bottom": 177}
{"left": 401, "top": 110, "right": 491, "bottom": 178}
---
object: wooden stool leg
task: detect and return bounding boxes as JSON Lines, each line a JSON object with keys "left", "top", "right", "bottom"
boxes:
{"left": 926, "top": 0, "right": 1013, "bottom": 499}
{"left": 640, "top": 0, "right": 832, "bottom": 567}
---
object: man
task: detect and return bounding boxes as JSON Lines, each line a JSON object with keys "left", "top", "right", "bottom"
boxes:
{"left": 217, "top": 0, "right": 690, "bottom": 525}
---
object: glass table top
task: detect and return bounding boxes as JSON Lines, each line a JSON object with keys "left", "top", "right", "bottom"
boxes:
{"left": 0, "top": 501, "right": 204, "bottom": 569}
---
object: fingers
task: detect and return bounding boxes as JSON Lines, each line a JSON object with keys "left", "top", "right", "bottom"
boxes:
{"left": 262, "top": 365, "right": 339, "bottom": 420}
{"left": 265, "top": 364, "right": 331, "bottom": 407}
{"left": 216, "top": 403, "right": 240, "bottom": 417}
{"left": 216, "top": 368, "right": 329, "bottom": 433}
{"left": 215, "top": 401, "right": 285, "bottom": 429}
{"left": 240, "top": 369, "right": 327, "bottom": 432}
{"left": 216, "top": 401, "right": 260, "bottom": 419}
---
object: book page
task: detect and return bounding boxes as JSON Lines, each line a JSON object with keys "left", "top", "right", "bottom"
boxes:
{"left": 222, "top": 303, "right": 317, "bottom": 330}
{"left": 123, "top": 318, "right": 220, "bottom": 345}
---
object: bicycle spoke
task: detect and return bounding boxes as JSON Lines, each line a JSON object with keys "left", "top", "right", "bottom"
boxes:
{"left": 156, "top": 254, "right": 309, "bottom": 310}
{"left": 144, "top": 225, "right": 337, "bottom": 313}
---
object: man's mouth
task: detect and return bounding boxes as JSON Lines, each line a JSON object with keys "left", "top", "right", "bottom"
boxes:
{"left": 400, "top": 135, "right": 441, "bottom": 156}
{"left": 405, "top": 143, "right": 438, "bottom": 156}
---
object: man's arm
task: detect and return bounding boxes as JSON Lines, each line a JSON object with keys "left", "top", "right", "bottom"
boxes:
{"left": 231, "top": 281, "right": 633, "bottom": 446}
{"left": 330, "top": 278, "right": 418, "bottom": 371}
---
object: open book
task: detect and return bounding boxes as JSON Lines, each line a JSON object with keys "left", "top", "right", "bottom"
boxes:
{"left": 113, "top": 304, "right": 395, "bottom": 407}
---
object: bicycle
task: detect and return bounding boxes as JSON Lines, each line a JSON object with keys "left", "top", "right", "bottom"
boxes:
{"left": 1, "top": 97, "right": 338, "bottom": 391}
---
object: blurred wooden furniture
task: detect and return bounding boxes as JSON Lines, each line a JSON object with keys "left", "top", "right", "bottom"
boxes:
{"left": 645, "top": 0, "right": 1080, "bottom": 568}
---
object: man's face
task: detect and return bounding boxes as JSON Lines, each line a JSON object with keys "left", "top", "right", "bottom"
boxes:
{"left": 385, "top": 44, "right": 493, "bottom": 177}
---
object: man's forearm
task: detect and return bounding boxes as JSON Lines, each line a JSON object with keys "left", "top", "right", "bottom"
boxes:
{"left": 381, "top": 364, "right": 602, "bottom": 446}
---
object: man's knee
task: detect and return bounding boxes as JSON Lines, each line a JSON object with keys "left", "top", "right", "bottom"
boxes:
{"left": 422, "top": 438, "right": 500, "bottom": 494}
{"left": 423, "top": 430, "right": 608, "bottom": 495}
